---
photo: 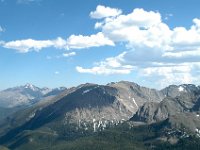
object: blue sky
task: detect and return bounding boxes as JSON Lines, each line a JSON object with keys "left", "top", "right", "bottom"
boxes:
{"left": 0, "top": 0, "right": 200, "bottom": 90}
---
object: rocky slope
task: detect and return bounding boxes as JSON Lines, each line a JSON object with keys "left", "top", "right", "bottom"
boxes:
{"left": 131, "top": 84, "right": 200, "bottom": 134}
{"left": 35, "top": 81, "right": 163, "bottom": 126}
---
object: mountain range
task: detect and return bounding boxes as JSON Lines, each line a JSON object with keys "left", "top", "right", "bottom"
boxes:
{"left": 0, "top": 83, "right": 66, "bottom": 108}
{"left": 0, "top": 81, "right": 200, "bottom": 150}
{"left": 0, "top": 84, "right": 66, "bottom": 121}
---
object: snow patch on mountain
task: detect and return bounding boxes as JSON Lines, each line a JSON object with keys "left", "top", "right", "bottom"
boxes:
{"left": 196, "top": 128, "right": 200, "bottom": 137}
{"left": 178, "top": 86, "right": 184, "bottom": 92}
{"left": 82, "top": 89, "right": 93, "bottom": 95}
{"left": 132, "top": 98, "right": 138, "bottom": 108}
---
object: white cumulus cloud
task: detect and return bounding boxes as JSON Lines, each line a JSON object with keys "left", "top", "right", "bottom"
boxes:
{"left": 66, "top": 32, "right": 114, "bottom": 50}
{"left": 90, "top": 5, "right": 122, "bottom": 19}
{"left": 76, "top": 7, "right": 200, "bottom": 87}
{"left": 1, "top": 32, "right": 114, "bottom": 52}
{"left": 2, "top": 37, "right": 67, "bottom": 53}
{"left": 76, "top": 52, "right": 134, "bottom": 75}
{"left": 76, "top": 65, "right": 133, "bottom": 75}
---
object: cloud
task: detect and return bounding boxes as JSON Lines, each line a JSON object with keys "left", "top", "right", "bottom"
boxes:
{"left": 1, "top": 32, "right": 114, "bottom": 52}
{"left": 98, "top": 8, "right": 164, "bottom": 47}
{"left": 46, "top": 52, "right": 76, "bottom": 59}
{"left": 66, "top": 32, "right": 114, "bottom": 49}
{"left": 62, "top": 52, "right": 76, "bottom": 57}
{"left": 100, "top": 8, "right": 162, "bottom": 29}
{"left": 140, "top": 62, "right": 200, "bottom": 87}
{"left": 90, "top": 5, "right": 122, "bottom": 19}
{"left": 2, "top": 37, "right": 67, "bottom": 53}
{"left": 76, "top": 65, "right": 133, "bottom": 75}
{"left": 77, "top": 6, "right": 200, "bottom": 87}
{"left": 76, "top": 52, "right": 134, "bottom": 75}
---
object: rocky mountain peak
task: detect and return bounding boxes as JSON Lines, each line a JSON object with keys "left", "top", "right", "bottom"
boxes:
{"left": 0, "top": 84, "right": 66, "bottom": 108}
{"left": 161, "top": 84, "right": 200, "bottom": 98}
{"left": 131, "top": 83, "right": 200, "bottom": 135}
{"left": 24, "top": 83, "right": 38, "bottom": 90}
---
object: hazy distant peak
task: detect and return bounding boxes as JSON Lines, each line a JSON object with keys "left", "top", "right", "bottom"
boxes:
{"left": 23, "top": 83, "right": 39, "bottom": 91}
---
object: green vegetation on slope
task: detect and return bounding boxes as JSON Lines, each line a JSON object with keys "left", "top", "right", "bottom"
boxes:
{"left": 1, "top": 121, "right": 200, "bottom": 150}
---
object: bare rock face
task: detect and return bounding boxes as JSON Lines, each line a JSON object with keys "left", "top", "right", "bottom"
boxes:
{"left": 131, "top": 97, "right": 186, "bottom": 123}
{"left": 131, "top": 84, "right": 200, "bottom": 133}
{"left": 110, "top": 81, "right": 164, "bottom": 111}
{"left": 62, "top": 81, "right": 164, "bottom": 125}
{"left": 161, "top": 84, "right": 200, "bottom": 99}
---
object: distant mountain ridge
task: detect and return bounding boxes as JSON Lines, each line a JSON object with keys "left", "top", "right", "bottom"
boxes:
{"left": 0, "top": 83, "right": 67, "bottom": 108}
